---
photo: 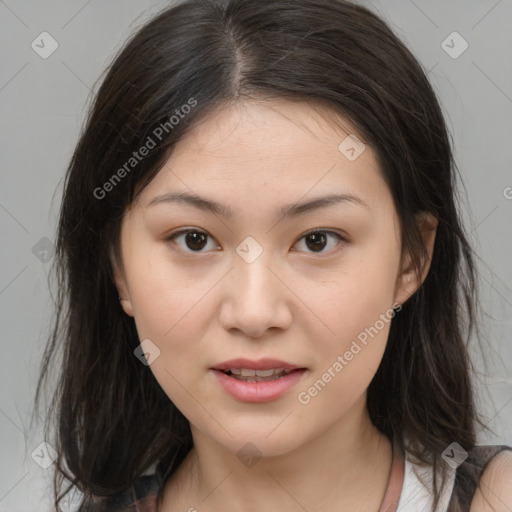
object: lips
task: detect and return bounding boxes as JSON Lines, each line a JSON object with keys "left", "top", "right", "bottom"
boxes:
{"left": 210, "top": 358, "right": 307, "bottom": 402}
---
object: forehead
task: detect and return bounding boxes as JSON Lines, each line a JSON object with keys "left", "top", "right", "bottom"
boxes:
{"left": 136, "top": 99, "right": 392, "bottom": 217}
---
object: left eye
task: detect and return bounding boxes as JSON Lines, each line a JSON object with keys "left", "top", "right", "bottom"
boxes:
{"left": 166, "top": 229, "right": 346, "bottom": 254}
{"left": 294, "top": 229, "right": 346, "bottom": 254}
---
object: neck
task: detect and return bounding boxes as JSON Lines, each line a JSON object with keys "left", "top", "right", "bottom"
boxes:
{"left": 164, "top": 396, "right": 393, "bottom": 512}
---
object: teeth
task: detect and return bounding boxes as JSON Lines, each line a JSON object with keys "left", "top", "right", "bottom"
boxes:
{"left": 224, "top": 368, "right": 295, "bottom": 382}
{"left": 255, "top": 369, "right": 275, "bottom": 377}
{"left": 228, "top": 368, "right": 288, "bottom": 377}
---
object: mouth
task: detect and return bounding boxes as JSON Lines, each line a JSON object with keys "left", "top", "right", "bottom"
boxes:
{"left": 210, "top": 358, "right": 307, "bottom": 402}
{"left": 219, "top": 367, "right": 297, "bottom": 382}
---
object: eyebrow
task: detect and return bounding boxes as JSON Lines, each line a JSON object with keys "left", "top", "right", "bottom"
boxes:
{"left": 147, "top": 191, "right": 370, "bottom": 219}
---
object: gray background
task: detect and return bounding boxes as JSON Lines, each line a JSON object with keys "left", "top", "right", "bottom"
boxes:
{"left": 0, "top": 0, "right": 511, "bottom": 510}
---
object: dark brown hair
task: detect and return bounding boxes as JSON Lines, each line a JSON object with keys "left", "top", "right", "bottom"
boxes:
{"left": 33, "top": 0, "right": 489, "bottom": 510}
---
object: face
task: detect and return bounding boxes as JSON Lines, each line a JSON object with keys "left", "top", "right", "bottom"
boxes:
{"left": 113, "top": 99, "right": 431, "bottom": 457}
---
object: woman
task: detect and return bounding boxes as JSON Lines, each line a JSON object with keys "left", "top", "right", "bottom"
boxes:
{"left": 34, "top": 0, "right": 512, "bottom": 510}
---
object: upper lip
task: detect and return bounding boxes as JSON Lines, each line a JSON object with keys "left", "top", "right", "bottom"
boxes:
{"left": 211, "top": 358, "right": 303, "bottom": 371}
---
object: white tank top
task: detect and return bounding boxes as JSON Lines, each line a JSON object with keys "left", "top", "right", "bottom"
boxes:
{"left": 397, "top": 452, "right": 456, "bottom": 511}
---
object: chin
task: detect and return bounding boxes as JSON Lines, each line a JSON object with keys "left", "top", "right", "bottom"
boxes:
{"left": 206, "top": 423, "right": 309, "bottom": 460}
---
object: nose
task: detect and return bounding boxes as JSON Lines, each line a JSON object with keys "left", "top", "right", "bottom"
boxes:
{"left": 218, "top": 251, "right": 293, "bottom": 338}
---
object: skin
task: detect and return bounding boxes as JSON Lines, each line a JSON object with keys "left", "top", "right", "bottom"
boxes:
{"left": 470, "top": 450, "right": 512, "bottom": 512}
{"left": 112, "top": 98, "right": 439, "bottom": 511}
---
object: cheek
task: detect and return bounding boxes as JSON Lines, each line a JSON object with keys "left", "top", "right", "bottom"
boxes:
{"left": 303, "top": 234, "right": 400, "bottom": 401}
{"left": 295, "top": 274, "right": 398, "bottom": 417}
{"left": 314, "top": 252, "right": 399, "bottom": 351}
{"left": 124, "top": 250, "right": 214, "bottom": 418}
{"left": 125, "top": 242, "right": 214, "bottom": 341}
{"left": 313, "top": 284, "right": 394, "bottom": 394}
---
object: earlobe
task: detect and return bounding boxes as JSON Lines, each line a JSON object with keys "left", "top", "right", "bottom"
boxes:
{"left": 110, "top": 248, "right": 134, "bottom": 317}
{"left": 118, "top": 296, "right": 134, "bottom": 316}
{"left": 394, "top": 212, "right": 438, "bottom": 306}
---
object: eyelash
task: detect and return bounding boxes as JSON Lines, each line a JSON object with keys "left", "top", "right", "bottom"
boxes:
{"left": 165, "top": 228, "right": 348, "bottom": 255}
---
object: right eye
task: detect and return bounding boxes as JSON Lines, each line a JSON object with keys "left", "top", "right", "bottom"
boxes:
{"left": 165, "top": 229, "right": 220, "bottom": 253}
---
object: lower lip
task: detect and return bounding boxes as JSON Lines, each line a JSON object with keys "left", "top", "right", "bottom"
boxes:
{"left": 211, "top": 369, "right": 306, "bottom": 402}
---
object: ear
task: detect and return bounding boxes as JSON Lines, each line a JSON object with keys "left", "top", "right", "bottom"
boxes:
{"left": 394, "top": 212, "right": 438, "bottom": 306}
{"left": 110, "top": 247, "right": 134, "bottom": 317}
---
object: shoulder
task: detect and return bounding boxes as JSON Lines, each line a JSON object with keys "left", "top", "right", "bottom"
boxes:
{"left": 469, "top": 447, "right": 512, "bottom": 512}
